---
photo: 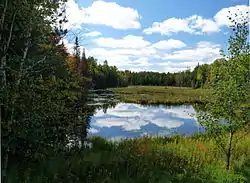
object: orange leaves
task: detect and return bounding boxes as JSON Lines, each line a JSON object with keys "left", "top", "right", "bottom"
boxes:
{"left": 195, "top": 143, "right": 208, "bottom": 151}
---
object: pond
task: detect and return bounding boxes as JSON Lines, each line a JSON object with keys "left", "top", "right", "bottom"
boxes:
{"left": 88, "top": 96, "right": 204, "bottom": 140}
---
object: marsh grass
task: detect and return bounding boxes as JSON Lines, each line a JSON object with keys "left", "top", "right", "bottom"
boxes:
{"left": 109, "top": 86, "right": 210, "bottom": 105}
{"left": 10, "top": 133, "right": 250, "bottom": 183}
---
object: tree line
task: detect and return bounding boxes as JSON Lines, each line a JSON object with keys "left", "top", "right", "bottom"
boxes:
{"left": 68, "top": 50, "right": 224, "bottom": 89}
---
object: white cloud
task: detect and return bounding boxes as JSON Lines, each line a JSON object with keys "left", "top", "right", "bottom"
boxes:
{"left": 93, "top": 117, "right": 148, "bottom": 131}
{"left": 154, "top": 41, "right": 222, "bottom": 72}
{"left": 87, "top": 36, "right": 189, "bottom": 68}
{"left": 62, "top": 39, "right": 76, "bottom": 54}
{"left": 95, "top": 118, "right": 129, "bottom": 128}
{"left": 108, "top": 111, "right": 140, "bottom": 117}
{"left": 152, "top": 119, "right": 184, "bottom": 129}
{"left": 94, "top": 35, "right": 150, "bottom": 49}
{"left": 65, "top": 0, "right": 141, "bottom": 29}
{"left": 84, "top": 31, "right": 102, "bottom": 37}
{"left": 152, "top": 39, "right": 187, "bottom": 50}
{"left": 64, "top": 0, "right": 86, "bottom": 29}
{"left": 157, "top": 61, "right": 201, "bottom": 73}
{"left": 214, "top": 5, "right": 250, "bottom": 27}
{"left": 125, "top": 67, "right": 159, "bottom": 72}
{"left": 131, "top": 57, "right": 153, "bottom": 67}
{"left": 143, "top": 16, "right": 220, "bottom": 35}
{"left": 87, "top": 47, "right": 153, "bottom": 67}
{"left": 162, "top": 41, "right": 221, "bottom": 62}
{"left": 86, "top": 35, "right": 158, "bottom": 67}
{"left": 143, "top": 5, "right": 249, "bottom": 35}
{"left": 188, "top": 15, "right": 220, "bottom": 33}
{"left": 196, "top": 41, "right": 221, "bottom": 48}
{"left": 156, "top": 61, "right": 201, "bottom": 73}
{"left": 143, "top": 18, "right": 194, "bottom": 35}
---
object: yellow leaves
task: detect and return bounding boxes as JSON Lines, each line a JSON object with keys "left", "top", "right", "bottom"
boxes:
{"left": 66, "top": 56, "right": 78, "bottom": 73}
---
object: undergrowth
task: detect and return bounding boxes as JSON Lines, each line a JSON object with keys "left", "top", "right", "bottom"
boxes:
{"left": 7, "top": 133, "right": 250, "bottom": 183}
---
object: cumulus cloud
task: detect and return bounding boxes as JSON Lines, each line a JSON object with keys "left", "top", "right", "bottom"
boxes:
{"left": 154, "top": 41, "right": 222, "bottom": 72}
{"left": 188, "top": 15, "right": 220, "bottom": 33}
{"left": 162, "top": 41, "right": 221, "bottom": 62}
{"left": 143, "top": 5, "right": 249, "bottom": 35}
{"left": 86, "top": 36, "right": 190, "bottom": 68}
{"left": 86, "top": 47, "right": 152, "bottom": 67}
{"left": 143, "top": 16, "right": 219, "bottom": 35}
{"left": 94, "top": 35, "right": 150, "bottom": 49}
{"left": 86, "top": 35, "right": 156, "bottom": 67}
{"left": 214, "top": 5, "right": 250, "bottom": 27}
{"left": 151, "top": 39, "right": 187, "bottom": 50}
{"left": 65, "top": 0, "right": 141, "bottom": 29}
{"left": 143, "top": 18, "right": 194, "bottom": 35}
{"left": 161, "top": 62, "right": 205, "bottom": 73}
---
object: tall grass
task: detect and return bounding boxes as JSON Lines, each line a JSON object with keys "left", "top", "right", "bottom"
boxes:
{"left": 9, "top": 133, "right": 250, "bottom": 183}
{"left": 109, "top": 86, "right": 210, "bottom": 105}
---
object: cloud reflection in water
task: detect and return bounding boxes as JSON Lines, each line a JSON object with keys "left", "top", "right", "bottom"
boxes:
{"left": 89, "top": 103, "right": 201, "bottom": 139}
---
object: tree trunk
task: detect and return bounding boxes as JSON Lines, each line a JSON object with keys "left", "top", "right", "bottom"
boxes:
{"left": 1, "top": 11, "right": 17, "bottom": 183}
{"left": 0, "top": 0, "right": 8, "bottom": 43}
{"left": 226, "top": 131, "right": 234, "bottom": 170}
{"left": 1, "top": 11, "right": 16, "bottom": 88}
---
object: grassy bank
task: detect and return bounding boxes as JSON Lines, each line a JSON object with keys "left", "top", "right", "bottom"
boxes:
{"left": 15, "top": 132, "right": 250, "bottom": 183}
{"left": 109, "top": 86, "right": 210, "bottom": 105}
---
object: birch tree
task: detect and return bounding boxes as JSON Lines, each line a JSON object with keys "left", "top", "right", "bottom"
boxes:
{"left": 196, "top": 10, "right": 250, "bottom": 170}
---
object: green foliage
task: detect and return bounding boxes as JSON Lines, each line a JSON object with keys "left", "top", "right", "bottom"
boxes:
{"left": 234, "top": 156, "right": 250, "bottom": 182}
{"left": 196, "top": 165, "right": 246, "bottom": 183}
{"left": 110, "top": 86, "right": 209, "bottom": 105}
{"left": 87, "top": 57, "right": 120, "bottom": 89}
{"left": 6, "top": 134, "right": 250, "bottom": 183}
{"left": 196, "top": 10, "right": 250, "bottom": 170}
{"left": 0, "top": 1, "right": 91, "bottom": 182}
{"left": 86, "top": 56, "right": 213, "bottom": 89}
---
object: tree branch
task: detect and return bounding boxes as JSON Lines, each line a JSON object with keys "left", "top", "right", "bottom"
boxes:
{"left": 23, "top": 56, "right": 47, "bottom": 74}
{"left": 1, "top": 11, "right": 16, "bottom": 88}
{"left": 0, "top": 0, "right": 8, "bottom": 44}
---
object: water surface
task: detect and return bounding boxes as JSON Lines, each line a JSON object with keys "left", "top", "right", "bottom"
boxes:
{"left": 89, "top": 102, "right": 204, "bottom": 140}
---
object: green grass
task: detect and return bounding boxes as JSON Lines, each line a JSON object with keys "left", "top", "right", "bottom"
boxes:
{"left": 12, "top": 132, "right": 250, "bottom": 183}
{"left": 109, "top": 86, "right": 210, "bottom": 105}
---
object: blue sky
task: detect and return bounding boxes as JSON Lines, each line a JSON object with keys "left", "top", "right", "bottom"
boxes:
{"left": 63, "top": 0, "right": 249, "bottom": 72}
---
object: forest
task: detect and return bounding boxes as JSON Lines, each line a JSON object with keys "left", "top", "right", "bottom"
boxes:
{"left": 1, "top": 0, "right": 250, "bottom": 182}
{"left": 68, "top": 52, "right": 215, "bottom": 89}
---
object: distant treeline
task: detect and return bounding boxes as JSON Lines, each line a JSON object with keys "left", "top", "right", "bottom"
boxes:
{"left": 67, "top": 54, "right": 226, "bottom": 89}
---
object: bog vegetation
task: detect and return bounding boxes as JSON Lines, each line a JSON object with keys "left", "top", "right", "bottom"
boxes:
{"left": 1, "top": 0, "right": 249, "bottom": 183}
{"left": 110, "top": 86, "right": 209, "bottom": 105}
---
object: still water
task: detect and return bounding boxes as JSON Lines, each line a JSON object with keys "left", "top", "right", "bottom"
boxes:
{"left": 89, "top": 102, "right": 204, "bottom": 140}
